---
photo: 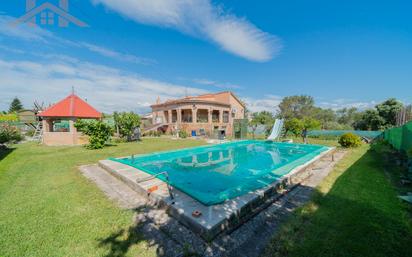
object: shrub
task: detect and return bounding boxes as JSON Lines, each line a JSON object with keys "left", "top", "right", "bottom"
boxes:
{"left": 178, "top": 130, "right": 188, "bottom": 138}
{"left": 0, "top": 124, "right": 23, "bottom": 146}
{"left": 75, "top": 120, "right": 113, "bottom": 149}
{"left": 339, "top": 133, "right": 362, "bottom": 148}
{"left": 145, "top": 130, "right": 161, "bottom": 137}
{"left": 113, "top": 112, "right": 140, "bottom": 141}
{"left": 284, "top": 118, "right": 304, "bottom": 137}
{"left": 0, "top": 113, "right": 19, "bottom": 122}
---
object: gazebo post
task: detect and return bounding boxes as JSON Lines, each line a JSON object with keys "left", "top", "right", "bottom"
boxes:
{"left": 69, "top": 119, "right": 77, "bottom": 133}
{"left": 42, "top": 119, "right": 52, "bottom": 132}
{"left": 69, "top": 118, "right": 77, "bottom": 144}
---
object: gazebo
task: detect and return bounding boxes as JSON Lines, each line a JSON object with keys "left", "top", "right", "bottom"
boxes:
{"left": 38, "top": 93, "right": 102, "bottom": 145}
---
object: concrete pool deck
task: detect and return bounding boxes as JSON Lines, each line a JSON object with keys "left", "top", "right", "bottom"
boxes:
{"left": 96, "top": 147, "right": 335, "bottom": 240}
{"left": 80, "top": 148, "right": 346, "bottom": 256}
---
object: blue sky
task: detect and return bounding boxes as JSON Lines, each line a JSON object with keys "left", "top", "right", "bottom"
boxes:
{"left": 1, "top": 0, "right": 411, "bottom": 113}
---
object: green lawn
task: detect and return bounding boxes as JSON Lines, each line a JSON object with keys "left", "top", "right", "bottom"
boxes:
{"left": 263, "top": 144, "right": 412, "bottom": 257}
{"left": 2, "top": 139, "right": 411, "bottom": 257}
{"left": 0, "top": 138, "right": 205, "bottom": 257}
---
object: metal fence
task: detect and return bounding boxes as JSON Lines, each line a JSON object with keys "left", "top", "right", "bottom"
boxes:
{"left": 396, "top": 105, "right": 412, "bottom": 126}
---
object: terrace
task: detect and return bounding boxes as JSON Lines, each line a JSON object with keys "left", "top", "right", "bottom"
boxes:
{"left": 150, "top": 92, "right": 245, "bottom": 137}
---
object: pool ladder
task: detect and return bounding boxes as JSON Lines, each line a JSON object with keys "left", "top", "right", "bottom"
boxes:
{"left": 136, "top": 171, "right": 175, "bottom": 201}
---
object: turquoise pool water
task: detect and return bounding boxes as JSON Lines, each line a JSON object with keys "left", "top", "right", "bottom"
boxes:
{"left": 111, "top": 140, "right": 330, "bottom": 205}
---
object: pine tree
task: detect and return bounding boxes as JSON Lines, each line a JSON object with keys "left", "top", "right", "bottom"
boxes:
{"left": 8, "top": 97, "right": 23, "bottom": 113}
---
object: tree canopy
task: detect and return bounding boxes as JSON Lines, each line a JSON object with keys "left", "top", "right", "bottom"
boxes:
{"left": 249, "top": 111, "right": 275, "bottom": 137}
{"left": 278, "top": 95, "right": 315, "bottom": 120}
{"left": 250, "top": 111, "right": 275, "bottom": 126}
{"left": 8, "top": 97, "right": 23, "bottom": 113}
{"left": 284, "top": 118, "right": 304, "bottom": 137}
{"left": 375, "top": 98, "right": 403, "bottom": 128}
{"left": 113, "top": 112, "right": 141, "bottom": 141}
{"left": 251, "top": 95, "right": 403, "bottom": 133}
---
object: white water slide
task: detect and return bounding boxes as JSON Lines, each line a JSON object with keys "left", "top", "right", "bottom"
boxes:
{"left": 267, "top": 119, "right": 284, "bottom": 141}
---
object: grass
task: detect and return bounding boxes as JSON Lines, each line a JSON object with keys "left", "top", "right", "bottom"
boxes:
{"left": 263, "top": 144, "right": 412, "bottom": 257}
{"left": 0, "top": 138, "right": 205, "bottom": 257}
{"left": 2, "top": 138, "right": 410, "bottom": 257}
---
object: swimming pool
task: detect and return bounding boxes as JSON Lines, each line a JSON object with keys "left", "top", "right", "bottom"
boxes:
{"left": 111, "top": 140, "right": 330, "bottom": 205}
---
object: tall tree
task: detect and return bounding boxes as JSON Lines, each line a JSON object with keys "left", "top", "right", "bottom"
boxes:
{"left": 312, "top": 107, "right": 337, "bottom": 129}
{"left": 250, "top": 111, "right": 275, "bottom": 125}
{"left": 353, "top": 109, "right": 385, "bottom": 131}
{"left": 301, "top": 117, "right": 321, "bottom": 143}
{"left": 284, "top": 118, "right": 304, "bottom": 137}
{"left": 249, "top": 111, "right": 275, "bottom": 137}
{"left": 375, "top": 98, "right": 403, "bottom": 128}
{"left": 278, "top": 95, "right": 315, "bottom": 120}
{"left": 8, "top": 97, "right": 23, "bottom": 113}
{"left": 113, "top": 112, "right": 141, "bottom": 141}
{"left": 337, "top": 107, "right": 362, "bottom": 127}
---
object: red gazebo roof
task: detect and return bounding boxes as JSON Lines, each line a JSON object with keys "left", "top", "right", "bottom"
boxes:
{"left": 38, "top": 94, "right": 102, "bottom": 119}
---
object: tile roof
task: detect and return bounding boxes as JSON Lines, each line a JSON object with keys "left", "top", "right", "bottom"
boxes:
{"left": 38, "top": 94, "right": 102, "bottom": 118}
{"left": 152, "top": 91, "right": 244, "bottom": 108}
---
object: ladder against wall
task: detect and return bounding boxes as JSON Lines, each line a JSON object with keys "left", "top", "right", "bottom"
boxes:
{"left": 32, "top": 122, "right": 43, "bottom": 142}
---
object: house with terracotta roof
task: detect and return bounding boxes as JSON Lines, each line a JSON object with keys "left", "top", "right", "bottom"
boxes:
{"left": 38, "top": 93, "right": 102, "bottom": 145}
{"left": 150, "top": 91, "right": 246, "bottom": 138}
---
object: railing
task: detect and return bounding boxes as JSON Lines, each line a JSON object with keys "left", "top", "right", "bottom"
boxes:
{"left": 137, "top": 171, "right": 174, "bottom": 201}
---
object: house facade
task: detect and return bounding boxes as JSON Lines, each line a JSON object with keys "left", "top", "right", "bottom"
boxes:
{"left": 150, "top": 91, "right": 245, "bottom": 137}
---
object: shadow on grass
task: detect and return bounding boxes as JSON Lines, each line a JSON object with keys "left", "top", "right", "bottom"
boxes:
{"left": 97, "top": 226, "right": 147, "bottom": 257}
{"left": 0, "top": 146, "right": 14, "bottom": 162}
{"left": 264, "top": 148, "right": 412, "bottom": 257}
{"left": 97, "top": 205, "right": 182, "bottom": 257}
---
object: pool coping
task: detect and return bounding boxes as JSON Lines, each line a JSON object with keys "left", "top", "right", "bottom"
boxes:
{"left": 99, "top": 145, "right": 335, "bottom": 240}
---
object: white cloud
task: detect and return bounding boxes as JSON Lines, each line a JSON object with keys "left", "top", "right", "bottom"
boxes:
{"left": 318, "top": 98, "right": 377, "bottom": 110}
{"left": 243, "top": 94, "right": 282, "bottom": 113}
{"left": 92, "top": 0, "right": 281, "bottom": 62}
{"left": 0, "top": 15, "right": 54, "bottom": 42}
{"left": 0, "top": 45, "right": 26, "bottom": 54}
{"left": 0, "top": 15, "right": 155, "bottom": 66}
{"left": 0, "top": 56, "right": 207, "bottom": 113}
{"left": 81, "top": 43, "right": 156, "bottom": 65}
{"left": 192, "top": 78, "right": 243, "bottom": 89}
{"left": 243, "top": 96, "right": 379, "bottom": 114}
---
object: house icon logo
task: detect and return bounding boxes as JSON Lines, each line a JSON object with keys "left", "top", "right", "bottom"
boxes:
{"left": 14, "top": 0, "right": 88, "bottom": 27}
